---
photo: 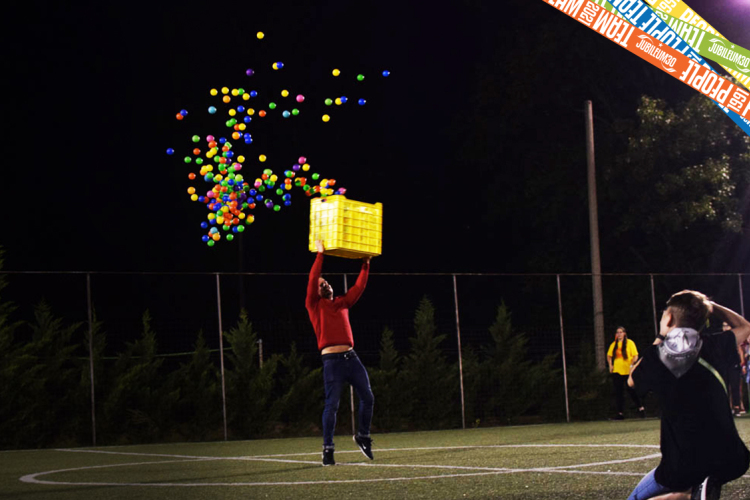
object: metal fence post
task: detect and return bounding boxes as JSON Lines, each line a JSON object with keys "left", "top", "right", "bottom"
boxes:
{"left": 738, "top": 275, "right": 748, "bottom": 412}
{"left": 216, "top": 274, "right": 228, "bottom": 441}
{"left": 343, "top": 274, "right": 356, "bottom": 435}
{"left": 86, "top": 273, "right": 97, "bottom": 446}
{"left": 452, "top": 274, "right": 466, "bottom": 429}
{"left": 556, "top": 275, "right": 570, "bottom": 423}
{"left": 650, "top": 275, "right": 658, "bottom": 338}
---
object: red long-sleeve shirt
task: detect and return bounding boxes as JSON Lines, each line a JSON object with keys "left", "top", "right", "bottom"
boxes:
{"left": 305, "top": 253, "right": 369, "bottom": 351}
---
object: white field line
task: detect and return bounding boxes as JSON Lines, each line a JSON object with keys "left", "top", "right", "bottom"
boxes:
{"left": 17, "top": 445, "right": 749, "bottom": 487}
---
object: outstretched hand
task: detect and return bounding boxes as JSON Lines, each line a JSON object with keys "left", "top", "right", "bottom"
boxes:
{"left": 315, "top": 240, "right": 325, "bottom": 253}
{"left": 363, "top": 256, "right": 371, "bottom": 264}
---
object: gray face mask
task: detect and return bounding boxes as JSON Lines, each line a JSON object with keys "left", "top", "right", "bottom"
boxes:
{"left": 657, "top": 327, "right": 702, "bottom": 378}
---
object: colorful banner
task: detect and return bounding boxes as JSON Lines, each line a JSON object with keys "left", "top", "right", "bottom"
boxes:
{"left": 645, "top": 0, "right": 750, "bottom": 90}
{"left": 544, "top": 0, "right": 750, "bottom": 136}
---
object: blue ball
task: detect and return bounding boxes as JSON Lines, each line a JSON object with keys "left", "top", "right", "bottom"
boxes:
{"left": 245, "top": 138, "right": 253, "bottom": 144}
{"left": 226, "top": 151, "right": 234, "bottom": 158}
{"left": 250, "top": 90, "right": 258, "bottom": 97}
{"left": 166, "top": 148, "right": 174, "bottom": 155}
{"left": 256, "top": 195, "right": 264, "bottom": 201}
{"left": 180, "top": 109, "right": 188, "bottom": 116}
{"left": 244, "top": 116, "right": 251, "bottom": 124}
{"left": 219, "top": 137, "right": 227, "bottom": 144}
{"left": 358, "top": 99, "right": 366, "bottom": 105}
{"left": 284, "top": 201, "right": 292, "bottom": 206}
{"left": 340, "top": 96, "right": 348, "bottom": 104}
{"left": 208, "top": 106, "right": 217, "bottom": 114}
{"left": 382, "top": 70, "right": 390, "bottom": 77}
{"left": 282, "top": 110, "right": 290, "bottom": 118}
{"left": 198, "top": 196, "right": 205, "bottom": 203}
{"left": 276, "top": 62, "right": 284, "bottom": 69}
{"left": 201, "top": 222, "right": 208, "bottom": 229}
{"left": 237, "top": 105, "right": 245, "bottom": 112}
{"left": 202, "top": 235, "right": 209, "bottom": 242}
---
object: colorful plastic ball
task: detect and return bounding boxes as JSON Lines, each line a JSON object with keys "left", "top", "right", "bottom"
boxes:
{"left": 357, "top": 74, "right": 365, "bottom": 81}
{"left": 259, "top": 110, "right": 266, "bottom": 117}
{"left": 296, "top": 94, "right": 305, "bottom": 103}
{"left": 292, "top": 109, "right": 299, "bottom": 116}
{"left": 228, "top": 109, "right": 237, "bottom": 116}
{"left": 246, "top": 68, "right": 254, "bottom": 76}
{"left": 202, "top": 235, "right": 210, "bottom": 242}
{"left": 184, "top": 156, "right": 192, "bottom": 163}
{"left": 281, "top": 89, "right": 289, "bottom": 97}
{"left": 257, "top": 31, "right": 264, "bottom": 39}
{"left": 273, "top": 205, "right": 281, "bottom": 212}
{"left": 201, "top": 221, "right": 208, "bottom": 229}
{"left": 222, "top": 96, "right": 231, "bottom": 103}
{"left": 284, "top": 201, "right": 292, "bottom": 206}
{"left": 208, "top": 106, "right": 217, "bottom": 114}
{"left": 358, "top": 98, "right": 366, "bottom": 105}
{"left": 332, "top": 68, "right": 341, "bottom": 76}
{"left": 293, "top": 163, "right": 300, "bottom": 171}
{"left": 166, "top": 148, "right": 174, "bottom": 155}
{"left": 312, "top": 173, "right": 320, "bottom": 180}
{"left": 302, "top": 163, "right": 311, "bottom": 171}
{"left": 335, "top": 98, "right": 342, "bottom": 105}
{"left": 226, "top": 234, "right": 234, "bottom": 241}
{"left": 191, "top": 135, "right": 200, "bottom": 143}
{"left": 210, "top": 88, "right": 218, "bottom": 96}
{"left": 180, "top": 109, "right": 188, "bottom": 116}
{"left": 196, "top": 158, "right": 204, "bottom": 165}
{"left": 250, "top": 90, "right": 258, "bottom": 97}
{"left": 340, "top": 96, "right": 348, "bottom": 104}
{"left": 324, "top": 98, "right": 333, "bottom": 106}
{"left": 242, "top": 93, "right": 250, "bottom": 101}
{"left": 298, "top": 156, "right": 307, "bottom": 163}
{"left": 237, "top": 105, "right": 245, "bottom": 113}
{"left": 242, "top": 116, "right": 250, "bottom": 124}
{"left": 189, "top": 172, "right": 196, "bottom": 180}
{"left": 219, "top": 137, "right": 226, "bottom": 144}
{"left": 176, "top": 113, "right": 184, "bottom": 120}
{"left": 192, "top": 148, "right": 201, "bottom": 155}
{"left": 382, "top": 70, "right": 390, "bottom": 77}
{"left": 322, "top": 114, "right": 330, "bottom": 122}
{"left": 282, "top": 110, "right": 290, "bottom": 118}
{"left": 269, "top": 102, "right": 276, "bottom": 110}
{"left": 259, "top": 154, "right": 267, "bottom": 162}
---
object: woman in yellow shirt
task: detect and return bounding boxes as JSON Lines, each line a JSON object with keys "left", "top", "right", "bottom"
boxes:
{"left": 607, "top": 326, "right": 645, "bottom": 420}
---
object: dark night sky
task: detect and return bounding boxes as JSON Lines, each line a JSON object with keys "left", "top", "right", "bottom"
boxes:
{"left": 3, "top": 0, "right": 750, "bottom": 275}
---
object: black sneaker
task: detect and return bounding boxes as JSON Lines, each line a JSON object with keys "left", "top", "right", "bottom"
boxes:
{"left": 691, "top": 476, "right": 721, "bottom": 500}
{"left": 353, "top": 435, "right": 374, "bottom": 460}
{"left": 322, "top": 448, "right": 335, "bottom": 466}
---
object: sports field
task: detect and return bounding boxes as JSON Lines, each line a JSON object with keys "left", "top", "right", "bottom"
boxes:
{"left": 2, "top": 418, "right": 750, "bottom": 499}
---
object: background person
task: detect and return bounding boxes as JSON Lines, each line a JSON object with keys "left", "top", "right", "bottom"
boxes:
{"left": 607, "top": 326, "right": 645, "bottom": 420}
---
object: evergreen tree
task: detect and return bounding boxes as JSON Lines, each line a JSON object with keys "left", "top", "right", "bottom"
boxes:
{"left": 369, "top": 326, "right": 404, "bottom": 431}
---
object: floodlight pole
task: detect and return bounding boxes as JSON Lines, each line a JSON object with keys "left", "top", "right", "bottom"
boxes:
{"left": 216, "top": 274, "right": 228, "bottom": 441}
{"left": 585, "top": 100, "right": 606, "bottom": 371}
{"left": 556, "top": 275, "right": 571, "bottom": 423}
{"left": 452, "top": 274, "right": 466, "bottom": 429}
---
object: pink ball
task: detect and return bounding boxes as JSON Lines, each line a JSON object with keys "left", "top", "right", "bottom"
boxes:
{"left": 206, "top": 135, "right": 215, "bottom": 142}
{"left": 298, "top": 156, "right": 307, "bottom": 164}
{"left": 296, "top": 94, "right": 305, "bottom": 103}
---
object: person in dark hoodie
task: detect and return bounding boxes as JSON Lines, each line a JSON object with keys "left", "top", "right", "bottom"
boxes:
{"left": 626, "top": 290, "right": 750, "bottom": 500}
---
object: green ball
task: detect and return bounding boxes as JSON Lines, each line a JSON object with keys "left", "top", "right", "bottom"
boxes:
{"left": 312, "top": 173, "right": 320, "bottom": 180}
{"left": 238, "top": 88, "right": 245, "bottom": 95}
{"left": 357, "top": 74, "right": 364, "bottom": 81}
{"left": 207, "top": 240, "right": 215, "bottom": 247}
{"left": 237, "top": 225, "right": 245, "bottom": 232}
{"left": 196, "top": 158, "right": 204, "bottom": 165}
{"left": 292, "top": 109, "right": 299, "bottom": 116}
{"left": 276, "top": 188, "right": 283, "bottom": 195}
{"left": 184, "top": 156, "right": 192, "bottom": 163}
{"left": 226, "top": 234, "right": 234, "bottom": 241}
{"left": 273, "top": 205, "right": 281, "bottom": 212}
{"left": 192, "top": 135, "right": 200, "bottom": 142}
{"left": 325, "top": 98, "right": 333, "bottom": 106}
{"left": 223, "top": 224, "right": 231, "bottom": 231}
{"left": 259, "top": 186, "right": 266, "bottom": 192}
{"left": 269, "top": 102, "right": 277, "bottom": 110}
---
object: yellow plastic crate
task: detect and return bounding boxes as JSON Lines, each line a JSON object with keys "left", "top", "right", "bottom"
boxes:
{"left": 309, "top": 195, "right": 383, "bottom": 259}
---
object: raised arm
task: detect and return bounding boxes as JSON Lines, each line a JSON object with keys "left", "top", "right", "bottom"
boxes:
{"left": 338, "top": 257, "right": 370, "bottom": 309}
{"left": 711, "top": 301, "right": 750, "bottom": 346}
{"left": 306, "top": 245, "right": 325, "bottom": 311}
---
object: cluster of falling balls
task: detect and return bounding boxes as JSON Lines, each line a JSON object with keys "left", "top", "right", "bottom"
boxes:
{"left": 167, "top": 31, "right": 389, "bottom": 246}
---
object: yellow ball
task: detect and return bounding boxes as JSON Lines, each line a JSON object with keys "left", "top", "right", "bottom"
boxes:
{"left": 302, "top": 163, "right": 311, "bottom": 171}
{"left": 208, "top": 213, "right": 216, "bottom": 220}
{"left": 322, "top": 114, "right": 330, "bottom": 122}
{"left": 238, "top": 123, "right": 246, "bottom": 131}
{"left": 210, "top": 88, "right": 218, "bottom": 96}
{"left": 215, "top": 174, "right": 223, "bottom": 182}
{"left": 207, "top": 165, "right": 214, "bottom": 172}
{"left": 221, "top": 206, "right": 229, "bottom": 213}
{"left": 281, "top": 89, "right": 289, "bottom": 97}
{"left": 237, "top": 155, "right": 246, "bottom": 163}
{"left": 247, "top": 108, "right": 255, "bottom": 116}
{"left": 335, "top": 98, "right": 342, "bottom": 105}
{"left": 247, "top": 215, "right": 255, "bottom": 224}
{"left": 242, "top": 93, "right": 250, "bottom": 101}
{"left": 272, "top": 63, "right": 278, "bottom": 70}
{"left": 190, "top": 194, "right": 198, "bottom": 201}
{"left": 257, "top": 31, "right": 264, "bottom": 39}
{"left": 231, "top": 88, "right": 239, "bottom": 96}
{"left": 228, "top": 109, "right": 237, "bottom": 116}
{"left": 270, "top": 174, "right": 278, "bottom": 182}
{"left": 259, "top": 154, "right": 267, "bottom": 162}
{"left": 221, "top": 87, "right": 229, "bottom": 94}
{"left": 239, "top": 212, "right": 246, "bottom": 219}
{"left": 332, "top": 69, "right": 340, "bottom": 76}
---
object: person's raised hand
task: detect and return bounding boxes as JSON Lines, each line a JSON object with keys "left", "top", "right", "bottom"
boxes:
{"left": 315, "top": 240, "right": 324, "bottom": 253}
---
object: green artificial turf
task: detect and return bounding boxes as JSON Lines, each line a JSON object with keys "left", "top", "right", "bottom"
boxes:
{"left": 1, "top": 418, "right": 749, "bottom": 499}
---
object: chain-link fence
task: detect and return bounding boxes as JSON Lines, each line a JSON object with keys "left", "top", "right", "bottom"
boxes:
{"left": 1, "top": 270, "right": 748, "bottom": 449}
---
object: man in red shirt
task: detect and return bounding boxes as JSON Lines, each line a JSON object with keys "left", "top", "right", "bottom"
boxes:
{"left": 306, "top": 240, "right": 374, "bottom": 466}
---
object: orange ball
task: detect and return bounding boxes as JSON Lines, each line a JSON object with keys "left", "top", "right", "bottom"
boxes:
{"left": 188, "top": 173, "right": 196, "bottom": 180}
{"left": 232, "top": 132, "right": 240, "bottom": 140}
{"left": 192, "top": 148, "right": 201, "bottom": 155}
{"left": 208, "top": 141, "right": 217, "bottom": 148}
{"left": 259, "top": 110, "right": 267, "bottom": 117}
{"left": 222, "top": 95, "right": 231, "bottom": 103}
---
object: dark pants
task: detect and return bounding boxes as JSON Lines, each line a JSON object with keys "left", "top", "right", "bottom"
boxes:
{"left": 612, "top": 373, "right": 642, "bottom": 414}
{"left": 321, "top": 350, "right": 374, "bottom": 449}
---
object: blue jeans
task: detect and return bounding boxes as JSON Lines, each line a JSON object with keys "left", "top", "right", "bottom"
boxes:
{"left": 321, "top": 350, "right": 374, "bottom": 448}
{"left": 628, "top": 468, "right": 672, "bottom": 500}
